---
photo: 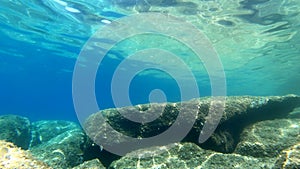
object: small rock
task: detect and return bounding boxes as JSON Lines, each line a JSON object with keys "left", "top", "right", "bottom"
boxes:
{"left": 72, "top": 159, "right": 105, "bottom": 169}
{"left": 30, "top": 120, "right": 87, "bottom": 169}
{"left": 0, "top": 115, "right": 31, "bottom": 149}
{"left": 0, "top": 140, "right": 51, "bottom": 169}
{"left": 30, "top": 120, "right": 81, "bottom": 147}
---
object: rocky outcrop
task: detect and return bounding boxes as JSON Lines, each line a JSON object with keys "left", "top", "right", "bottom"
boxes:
{"left": 84, "top": 95, "right": 300, "bottom": 153}
{"left": 0, "top": 95, "right": 299, "bottom": 168}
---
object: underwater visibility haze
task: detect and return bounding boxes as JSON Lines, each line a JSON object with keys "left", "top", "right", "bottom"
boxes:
{"left": 0, "top": 0, "right": 300, "bottom": 168}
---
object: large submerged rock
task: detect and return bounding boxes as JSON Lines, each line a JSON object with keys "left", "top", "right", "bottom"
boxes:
{"left": 84, "top": 95, "right": 300, "bottom": 153}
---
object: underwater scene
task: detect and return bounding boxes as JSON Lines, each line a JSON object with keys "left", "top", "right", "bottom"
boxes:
{"left": 1, "top": 0, "right": 300, "bottom": 168}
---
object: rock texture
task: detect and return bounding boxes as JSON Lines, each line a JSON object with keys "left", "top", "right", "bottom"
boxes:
{"left": 273, "top": 142, "right": 300, "bottom": 169}
{"left": 0, "top": 115, "right": 31, "bottom": 149}
{"left": 30, "top": 120, "right": 83, "bottom": 147}
{"left": 235, "top": 118, "right": 300, "bottom": 158}
{"left": 109, "top": 142, "right": 275, "bottom": 169}
{"left": 72, "top": 159, "right": 105, "bottom": 169}
{"left": 30, "top": 121, "right": 88, "bottom": 169}
{"left": 0, "top": 140, "right": 51, "bottom": 169}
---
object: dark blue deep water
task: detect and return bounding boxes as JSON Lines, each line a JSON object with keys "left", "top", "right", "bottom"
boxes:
{"left": 0, "top": 0, "right": 300, "bottom": 122}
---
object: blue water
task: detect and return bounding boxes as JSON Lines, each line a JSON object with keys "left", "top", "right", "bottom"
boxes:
{"left": 1, "top": 0, "right": 300, "bottom": 122}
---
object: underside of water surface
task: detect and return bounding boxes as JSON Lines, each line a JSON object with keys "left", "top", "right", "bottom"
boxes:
{"left": 0, "top": 1, "right": 300, "bottom": 168}
{"left": 1, "top": 1, "right": 299, "bottom": 114}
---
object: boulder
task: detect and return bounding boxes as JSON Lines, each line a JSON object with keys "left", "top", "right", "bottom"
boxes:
{"left": 30, "top": 120, "right": 82, "bottom": 147}
{"left": 0, "top": 115, "right": 31, "bottom": 149}
{"left": 30, "top": 121, "right": 87, "bottom": 169}
{"left": 84, "top": 95, "right": 300, "bottom": 153}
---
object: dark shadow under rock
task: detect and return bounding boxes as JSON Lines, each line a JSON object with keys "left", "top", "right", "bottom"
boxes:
{"left": 188, "top": 95, "right": 300, "bottom": 153}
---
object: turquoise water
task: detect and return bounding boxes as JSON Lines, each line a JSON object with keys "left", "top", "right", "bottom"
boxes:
{"left": 0, "top": 0, "right": 300, "bottom": 122}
